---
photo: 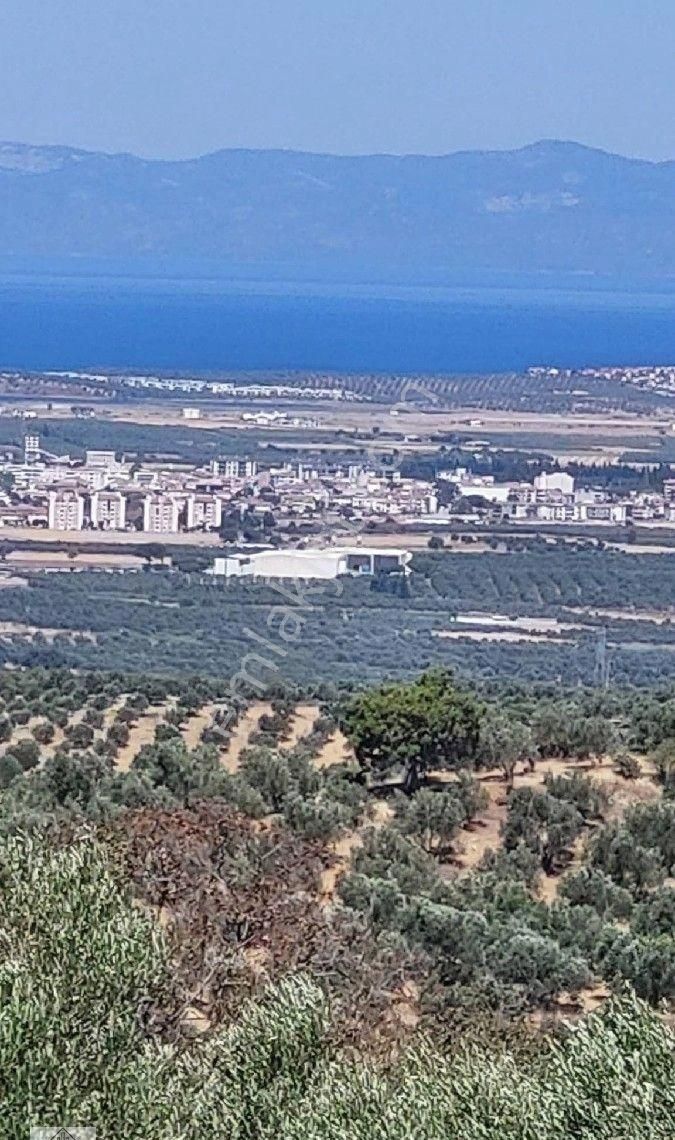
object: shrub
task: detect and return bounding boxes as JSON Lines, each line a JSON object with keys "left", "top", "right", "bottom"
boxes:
{"left": 8, "top": 738, "right": 40, "bottom": 773}
{"left": 31, "top": 720, "right": 55, "bottom": 745}
{"left": 559, "top": 866, "right": 634, "bottom": 920}
{"left": 614, "top": 753, "right": 641, "bottom": 780}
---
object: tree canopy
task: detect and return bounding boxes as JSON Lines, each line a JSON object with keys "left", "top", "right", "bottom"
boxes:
{"left": 2, "top": 831, "right": 675, "bottom": 1139}
{"left": 342, "top": 669, "right": 482, "bottom": 792}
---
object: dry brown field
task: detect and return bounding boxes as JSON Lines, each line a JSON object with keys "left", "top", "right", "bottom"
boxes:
{"left": 0, "top": 527, "right": 220, "bottom": 546}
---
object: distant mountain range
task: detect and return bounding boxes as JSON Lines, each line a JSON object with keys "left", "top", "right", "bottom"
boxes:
{"left": 1, "top": 139, "right": 675, "bottom": 281}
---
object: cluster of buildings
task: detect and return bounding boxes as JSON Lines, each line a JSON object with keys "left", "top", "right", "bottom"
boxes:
{"left": 0, "top": 436, "right": 264, "bottom": 534}
{"left": 443, "top": 469, "right": 675, "bottom": 526}
{"left": 0, "top": 436, "right": 440, "bottom": 536}
{"left": 42, "top": 371, "right": 369, "bottom": 402}
{"left": 33, "top": 453, "right": 440, "bottom": 534}
{"left": 3, "top": 434, "right": 675, "bottom": 538}
{"left": 527, "top": 364, "right": 675, "bottom": 399}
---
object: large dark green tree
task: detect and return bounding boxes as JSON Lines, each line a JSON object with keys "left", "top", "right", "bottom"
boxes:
{"left": 342, "top": 669, "right": 482, "bottom": 793}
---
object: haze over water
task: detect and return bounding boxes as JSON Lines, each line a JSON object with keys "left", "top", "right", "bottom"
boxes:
{"left": 2, "top": 276, "right": 675, "bottom": 374}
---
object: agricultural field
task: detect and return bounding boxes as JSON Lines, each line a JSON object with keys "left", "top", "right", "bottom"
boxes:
{"left": 0, "top": 546, "right": 674, "bottom": 685}
{"left": 1, "top": 378, "right": 674, "bottom": 479}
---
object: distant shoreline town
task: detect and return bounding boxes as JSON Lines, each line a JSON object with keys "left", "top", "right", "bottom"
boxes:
{"left": 2, "top": 431, "right": 675, "bottom": 547}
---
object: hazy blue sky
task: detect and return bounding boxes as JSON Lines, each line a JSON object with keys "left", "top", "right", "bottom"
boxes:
{"left": 2, "top": 0, "right": 674, "bottom": 160}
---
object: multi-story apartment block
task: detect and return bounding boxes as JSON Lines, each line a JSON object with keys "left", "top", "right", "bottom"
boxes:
{"left": 185, "top": 494, "right": 223, "bottom": 531}
{"left": 582, "top": 502, "right": 627, "bottom": 524}
{"left": 142, "top": 494, "right": 180, "bottom": 534}
{"left": 223, "top": 459, "right": 240, "bottom": 479}
{"left": 536, "top": 502, "right": 575, "bottom": 523}
{"left": 48, "top": 490, "right": 85, "bottom": 531}
{"left": 24, "top": 434, "right": 40, "bottom": 464}
{"left": 90, "top": 491, "right": 127, "bottom": 531}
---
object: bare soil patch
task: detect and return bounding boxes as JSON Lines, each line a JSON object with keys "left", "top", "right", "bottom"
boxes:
{"left": 0, "top": 574, "right": 28, "bottom": 588}
{"left": 220, "top": 701, "right": 274, "bottom": 772}
{"left": 281, "top": 703, "right": 319, "bottom": 750}
{"left": 181, "top": 703, "right": 219, "bottom": 751}
{"left": 0, "top": 622, "right": 96, "bottom": 643}
{"left": 116, "top": 704, "right": 172, "bottom": 771}
{"left": 435, "top": 629, "right": 568, "bottom": 644}
{"left": 445, "top": 753, "right": 657, "bottom": 894}
{"left": 566, "top": 606, "right": 675, "bottom": 624}
{"left": 7, "top": 549, "right": 144, "bottom": 569}
{"left": 319, "top": 799, "right": 392, "bottom": 904}
{"left": 314, "top": 728, "right": 355, "bottom": 769}
{"left": 1, "top": 527, "right": 220, "bottom": 547}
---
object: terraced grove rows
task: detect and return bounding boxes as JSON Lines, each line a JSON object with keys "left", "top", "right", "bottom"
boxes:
{"left": 0, "top": 687, "right": 657, "bottom": 931}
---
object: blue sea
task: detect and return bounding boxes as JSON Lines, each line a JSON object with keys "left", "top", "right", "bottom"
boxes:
{"left": 2, "top": 275, "right": 675, "bottom": 374}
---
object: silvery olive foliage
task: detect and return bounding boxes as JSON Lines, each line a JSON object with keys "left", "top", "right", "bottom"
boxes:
{"left": 0, "top": 834, "right": 673, "bottom": 1139}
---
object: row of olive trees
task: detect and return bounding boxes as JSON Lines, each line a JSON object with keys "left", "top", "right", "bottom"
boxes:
{"left": 340, "top": 669, "right": 622, "bottom": 793}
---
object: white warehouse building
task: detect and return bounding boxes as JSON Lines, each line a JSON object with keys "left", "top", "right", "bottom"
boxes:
{"left": 209, "top": 547, "right": 412, "bottom": 581}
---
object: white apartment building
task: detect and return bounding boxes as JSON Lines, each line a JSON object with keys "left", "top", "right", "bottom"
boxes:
{"left": 143, "top": 494, "right": 180, "bottom": 534}
{"left": 73, "top": 468, "right": 109, "bottom": 491}
{"left": 90, "top": 491, "right": 127, "bottom": 531}
{"left": 185, "top": 494, "right": 223, "bottom": 531}
{"left": 534, "top": 472, "right": 575, "bottom": 496}
{"left": 537, "top": 502, "right": 575, "bottom": 523}
{"left": 223, "top": 459, "right": 240, "bottom": 478}
{"left": 85, "top": 450, "right": 117, "bottom": 468}
{"left": 576, "top": 502, "right": 627, "bottom": 524}
{"left": 48, "top": 490, "right": 85, "bottom": 531}
{"left": 24, "top": 435, "right": 40, "bottom": 464}
{"left": 133, "top": 470, "right": 159, "bottom": 488}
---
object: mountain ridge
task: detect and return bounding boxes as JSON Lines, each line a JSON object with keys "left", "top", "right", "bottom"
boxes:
{"left": 1, "top": 139, "right": 674, "bottom": 279}
{"left": 0, "top": 137, "right": 670, "bottom": 165}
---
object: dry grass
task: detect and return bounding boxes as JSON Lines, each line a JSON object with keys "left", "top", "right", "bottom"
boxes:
{"left": 1, "top": 527, "right": 220, "bottom": 547}
{"left": 102, "top": 695, "right": 127, "bottom": 731}
{"left": 6, "top": 549, "right": 145, "bottom": 568}
{"left": 94, "top": 399, "right": 668, "bottom": 434}
{"left": 432, "top": 754, "right": 658, "bottom": 900}
{"left": 319, "top": 832, "right": 364, "bottom": 904}
{"left": 319, "top": 799, "right": 393, "bottom": 904}
{"left": 453, "top": 775, "right": 508, "bottom": 872}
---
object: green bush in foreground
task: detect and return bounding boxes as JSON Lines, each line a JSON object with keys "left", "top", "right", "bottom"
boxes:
{"left": 0, "top": 833, "right": 673, "bottom": 1139}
